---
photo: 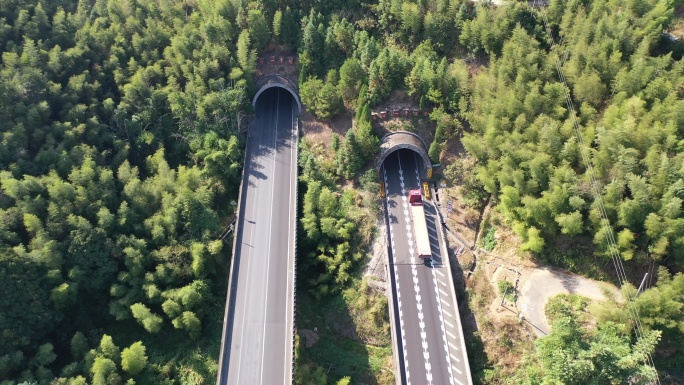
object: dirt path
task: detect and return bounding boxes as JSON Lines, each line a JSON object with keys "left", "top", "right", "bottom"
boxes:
{"left": 518, "top": 268, "right": 621, "bottom": 336}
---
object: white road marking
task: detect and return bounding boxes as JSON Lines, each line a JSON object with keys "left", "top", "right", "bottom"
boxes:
{"left": 399, "top": 154, "right": 435, "bottom": 384}
{"left": 430, "top": 255, "right": 456, "bottom": 385}
{"left": 386, "top": 187, "right": 410, "bottom": 383}
{"left": 259, "top": 89, "right": 280, "bottom": 385}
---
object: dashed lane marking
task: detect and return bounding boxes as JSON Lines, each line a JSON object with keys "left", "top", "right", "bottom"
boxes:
{"left": 398, "top": 154, "right": 433, "bottom": 385}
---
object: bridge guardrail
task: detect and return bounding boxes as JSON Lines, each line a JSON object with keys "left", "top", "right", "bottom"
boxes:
{"left": 290, "top": 115, "right": 300, "bottom": 384}
{"left": 216, "top": 117, "right": 253, "bottom": 385}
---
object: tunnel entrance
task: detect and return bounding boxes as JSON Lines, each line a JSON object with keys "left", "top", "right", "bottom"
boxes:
{"left": 252, "top": 74, "right": 302, "bottom": 114}
{"left": 380, "top": 148, "right": 430, "bottom": 172}
{"left": 377, "top": 131, "right": 432, "bottom": 176}
{"left": 253, "top": 87, "right": 296, "bottom": 110}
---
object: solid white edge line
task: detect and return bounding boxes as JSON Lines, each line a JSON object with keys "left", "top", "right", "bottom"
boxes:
{"left": 385, "top": 163, "right": 411, "bottom": 385}
{"left": 259, "top": 89, "right": 279, "bottom": 385}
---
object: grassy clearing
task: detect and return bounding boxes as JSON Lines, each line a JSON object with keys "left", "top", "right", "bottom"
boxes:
{"left": 308, "top": 335, "right": 393, "bottom": 383}
{"left": 465, "top": 268, "right": 535, "bottom": 384}
{"left": 296, "top": 278, "right": 394, "bottom": 385}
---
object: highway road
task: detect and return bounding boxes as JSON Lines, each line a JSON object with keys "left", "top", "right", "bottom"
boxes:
{"left": 383, "top": 150, "right": 472, "bottom": 385}
{"left": 217, "top": 87, "right": 297, "bottom": 385}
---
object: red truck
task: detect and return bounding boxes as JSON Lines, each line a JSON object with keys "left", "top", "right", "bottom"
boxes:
{"left": 408, "top": 190, "right": 432, "bottom": 259}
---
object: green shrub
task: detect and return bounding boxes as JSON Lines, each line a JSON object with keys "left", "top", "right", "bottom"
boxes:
{"left": 497, "top": 280, "right": 515, "bottom": 302}
{"left": 481, "top": 226, "right": 497, "bottom": 251}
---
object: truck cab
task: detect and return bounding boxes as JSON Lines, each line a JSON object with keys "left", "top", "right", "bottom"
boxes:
{"left": 409, "top": 190, "right": 423, "bottom": 205}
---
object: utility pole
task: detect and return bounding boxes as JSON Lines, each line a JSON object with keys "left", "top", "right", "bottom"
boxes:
{"left": 637, "top": 272, "right": 649, "bottom": 295}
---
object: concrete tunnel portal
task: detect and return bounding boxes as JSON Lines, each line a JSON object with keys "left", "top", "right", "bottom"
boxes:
{"left": 377, "top": 131, "right": 433, "bottom": 176}
{"left": 252, "top": 74, "right": 302, "bottom": 113}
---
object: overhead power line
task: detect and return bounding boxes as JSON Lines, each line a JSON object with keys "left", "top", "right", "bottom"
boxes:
{"left": 530, "top": 1, "right": 660, "bottom": 383}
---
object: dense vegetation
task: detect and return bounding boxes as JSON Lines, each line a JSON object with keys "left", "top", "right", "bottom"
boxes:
{"left": 0, "top": 0, "right": 247, "bottom": 383}
{"left": 285, "top": 0, "right": 684, "bottom": 382}
{"left": 3, "top": 0, "right": 684, "bottom": 383}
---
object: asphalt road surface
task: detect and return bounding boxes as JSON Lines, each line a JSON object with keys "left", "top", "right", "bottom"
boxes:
{"left": 383, "top": 150, "right": 472, "bottom": 385}
{"left": 218, "top": 87, "right": 297, "bottom": 385}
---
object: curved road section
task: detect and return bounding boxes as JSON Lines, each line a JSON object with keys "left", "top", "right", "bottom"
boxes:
{"left": 383, "top": 150, "right": 472, "bottom": 385}
{"left": 217, "top": 88, "right": 297, "bottom": 385}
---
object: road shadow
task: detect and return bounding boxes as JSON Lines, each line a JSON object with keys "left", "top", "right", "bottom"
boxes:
{"left": 249, "top": 87, "right": 297, "bottom": 159}
{"left": 218, "top": 153, "right": 252, "bottom": 381}
{"left": 249, "top": 168, "right": 268, "bottom": 181}
{"left": 424, "top": 201, "right": 444, "bottom": 267}
{"left": 552, "top": 268, "right": 581, "bottom": 293}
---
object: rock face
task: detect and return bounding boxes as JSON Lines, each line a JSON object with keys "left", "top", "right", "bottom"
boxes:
{"left": 299, "top": 329, "right": 320, "bottom": 348}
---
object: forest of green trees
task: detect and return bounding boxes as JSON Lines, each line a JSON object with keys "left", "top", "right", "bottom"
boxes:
{"left": 0, "top": 0, "right": 246, "bottom": 383}
{"left": 2, "top": 0, "right": 684, "bottom": 383}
